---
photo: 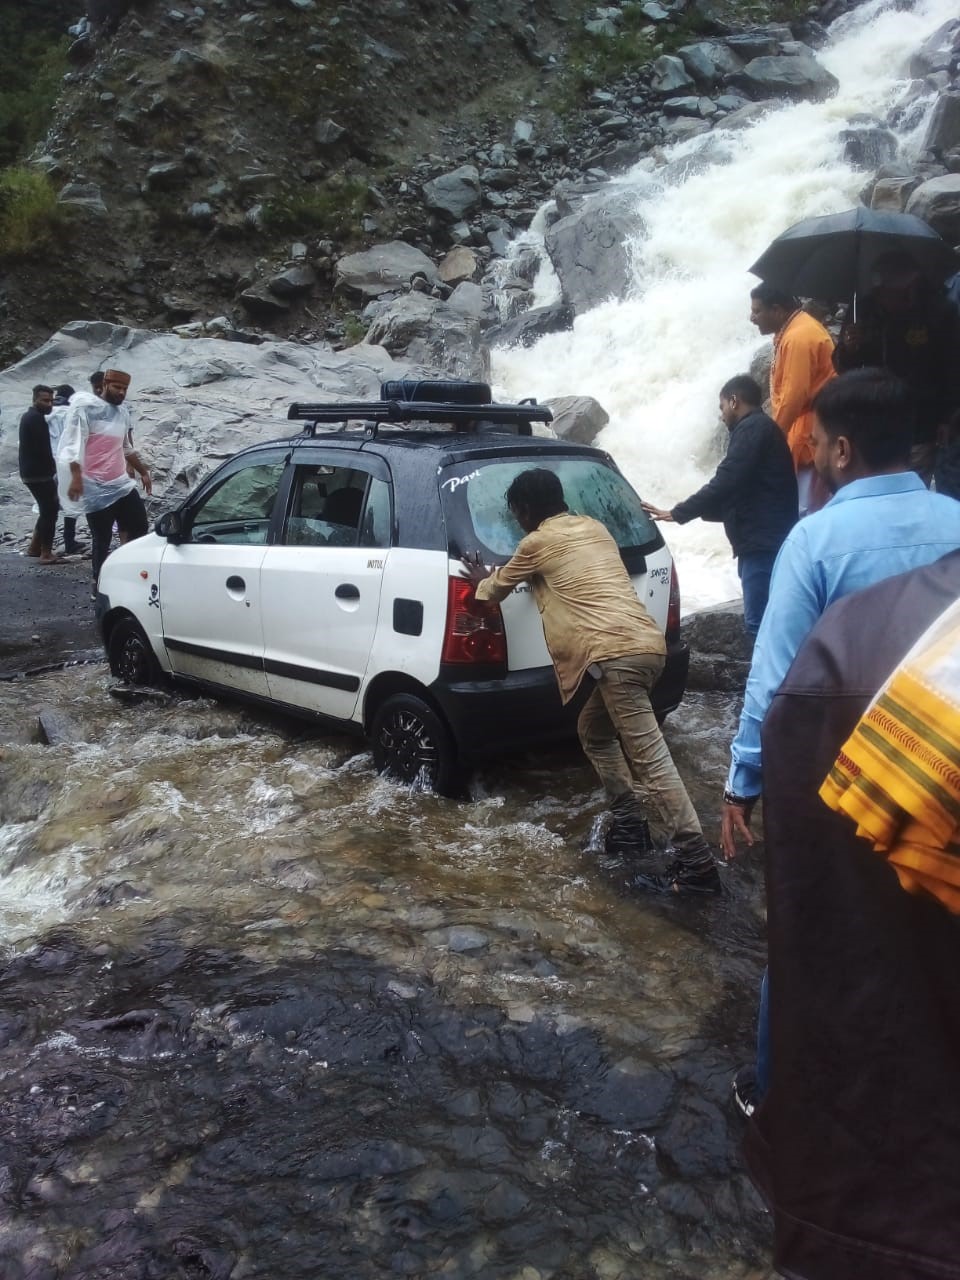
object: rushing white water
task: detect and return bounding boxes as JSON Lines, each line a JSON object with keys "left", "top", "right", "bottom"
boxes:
{"left": 492, "top": 0, "right": 952, "bottom": 611}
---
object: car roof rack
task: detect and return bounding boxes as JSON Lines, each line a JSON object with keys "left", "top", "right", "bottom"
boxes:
{"left": 287, "top": 398, "right": 553, "bottom": 438}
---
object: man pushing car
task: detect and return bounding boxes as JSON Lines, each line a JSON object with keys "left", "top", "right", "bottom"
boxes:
{"left": 462, "top": 466, "right": 721, "bottom": 896}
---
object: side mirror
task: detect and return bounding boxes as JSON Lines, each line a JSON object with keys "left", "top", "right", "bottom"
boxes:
{"left": 156, "top": 511, "right": 183, "bottom": 544}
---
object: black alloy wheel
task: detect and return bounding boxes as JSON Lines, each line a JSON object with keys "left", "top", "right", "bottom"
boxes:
{"left": 370, "top": 693, "right": 458, "bottom": 795}
{"left": 108, "top": 617, "right": 162, "bottom": 686}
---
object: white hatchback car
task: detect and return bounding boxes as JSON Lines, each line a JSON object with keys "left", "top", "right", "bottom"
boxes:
{"left": 97, "top": 382, "right": 689, "bottom": 793}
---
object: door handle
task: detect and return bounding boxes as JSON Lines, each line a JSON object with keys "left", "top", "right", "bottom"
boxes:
{"left": 335, "top": 583, "right": 360, "bottom": 600}
{"left": 226, "top": 575, "right": 246, "bottom": 592}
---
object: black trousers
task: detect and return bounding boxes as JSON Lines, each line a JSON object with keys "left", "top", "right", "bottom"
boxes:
{"left": 24, "top": 478, "right": 59, "bottom": 548}
{"left": 88, "top": 489, "right": 148, "bottom": 583}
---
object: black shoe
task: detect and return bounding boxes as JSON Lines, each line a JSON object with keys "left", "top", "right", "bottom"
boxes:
{"left": 629, "top": 869, "right": 667, "bottom": 893}
{"left": 732, "top": 1065, "right": 759, "bottom": 1119}
{"left": 605, "top": 797, "right": 654, "bottom": 860}
{"left": 666, "top": 858, "right": 723, "bottom": 896}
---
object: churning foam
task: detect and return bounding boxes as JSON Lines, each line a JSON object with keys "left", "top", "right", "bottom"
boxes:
{"left": 492, "top": 0, "right": 953, "bottom": 611}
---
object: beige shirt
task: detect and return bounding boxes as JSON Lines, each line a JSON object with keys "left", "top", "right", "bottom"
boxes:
{"left": 475, "top": 512, "right": 666, "bottom": 704}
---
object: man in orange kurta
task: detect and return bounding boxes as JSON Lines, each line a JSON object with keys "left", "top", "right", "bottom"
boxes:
{"left": 750, "top": 282, "right": 835, "bottom": 515}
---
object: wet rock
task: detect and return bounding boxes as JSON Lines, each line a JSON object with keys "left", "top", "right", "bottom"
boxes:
{"left": 839, "top": 118, "right": 897, "bottom": 169}
{"left": 446, "top": 281, "right": 484, "bottom": 318}
{"left": 657, "top": 1093, "right": 733, "bottom": 1178}
{"left": 909, "top": 18, "right": 960, "bottom": 78}
{"left": 869, "top": 175, "right": 921, "bottom": 213}
{"left": 362, "top": 293, "right": 489, "bottom": 381}
{"left": 579, "top": 1064, "right": 675, "bottom": 1129}
{"left": 677, "top": 40, "right": 742, "bottom": 87}
{"left": 905, "top": 174, "right": 960, "bottom": 241}
{"left": 37, "top": 708, "right": 84, "bottom": 745}
{"left": 923, "top": 92, "right": 960, "bottom": 156}
{"left": 544, "top": 188, "right": 643, "bottom": 316}
{"left": 544, "top": 395, "right": 609, "bottom": 445}
{"left": 423, "top": 165, "right": 482, "bottom": 222}
{"left": 438, "top": 246, "right": 479, "bottom": 285}
{"left": 336, "top": 241, "right": 440, "bottom": 299}
{"left": 731, "top": 53, "right": 839, "bottom": 102}
{"left": 681, "top": 601, "right": 752, "bottom": 691}
{"left": 650, "top": 54, "right": 695, "bottom": 94}
{"left": 486, "top": 301, "right": 573, "bottom": 348}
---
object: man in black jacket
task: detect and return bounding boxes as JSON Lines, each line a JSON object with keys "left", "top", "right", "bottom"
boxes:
{"left": 18, "top": 384, "right": 64, "bottom": 565}
{"left": 643, "top": 374, "right": 797, "bottom": 636}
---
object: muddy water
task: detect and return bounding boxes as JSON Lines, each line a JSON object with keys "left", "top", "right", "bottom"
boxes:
{"left": 0, "top": 666, "right": 771, "bottom": 1280}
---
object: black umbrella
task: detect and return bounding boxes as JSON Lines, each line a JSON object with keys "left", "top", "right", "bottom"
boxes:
{"left": 749, "top": 206, "right": 957, "bottom": 302}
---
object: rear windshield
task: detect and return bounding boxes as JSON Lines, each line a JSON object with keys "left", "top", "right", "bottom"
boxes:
{"left": 440, "top": 455, "right": 663, "bottom": 560}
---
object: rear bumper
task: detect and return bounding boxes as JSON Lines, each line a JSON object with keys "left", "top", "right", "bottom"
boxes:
{"left": 431, "top": 640, "right": 690, "bottom": 762}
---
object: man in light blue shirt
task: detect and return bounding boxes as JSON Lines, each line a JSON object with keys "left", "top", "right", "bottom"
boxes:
{"left": 722, "top": 369, "right": 960, "bottom": 851}
{"left": 721, "top": 367, "right": 960, "bottom": 1116}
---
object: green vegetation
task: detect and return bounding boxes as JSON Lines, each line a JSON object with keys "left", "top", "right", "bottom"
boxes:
{"left": 0, "top": 0, "right": 74, "bottom": 167}
{"left": 0, "top": 167, "right": 68, "bottom": 259}
{"left": 262, "top": 180, "right": 370, "bottom": 239}
{"left": 342, "top": 315, "right": 368, "bottom": 346}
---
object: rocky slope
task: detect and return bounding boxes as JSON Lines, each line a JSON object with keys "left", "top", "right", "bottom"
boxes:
{"left": 1, "top": 0, "right": 850, "bottom": 365}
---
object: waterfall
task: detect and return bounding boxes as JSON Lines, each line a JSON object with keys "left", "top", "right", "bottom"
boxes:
{"left": 491, "top": 0, "right": 953, "bottom": 611}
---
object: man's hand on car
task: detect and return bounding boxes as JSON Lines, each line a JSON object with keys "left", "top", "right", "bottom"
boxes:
{"left": 460, "top": 551, "right": 490, "bottom": 587}
{"left": 641, "top": 501, "right": 675, "bottom": 522}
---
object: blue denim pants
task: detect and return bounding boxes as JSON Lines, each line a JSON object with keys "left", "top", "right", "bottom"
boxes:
{"left": 738, "top": 550, "right": 778, "bottom": 639}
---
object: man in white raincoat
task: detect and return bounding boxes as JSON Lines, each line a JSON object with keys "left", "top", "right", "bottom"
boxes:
{"left": 57, "top": 368, "right": 152, "bottom": 590}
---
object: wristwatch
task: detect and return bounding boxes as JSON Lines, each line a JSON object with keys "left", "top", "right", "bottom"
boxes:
{"left": 723, "top": 789, "right": 757, "bottom": 807}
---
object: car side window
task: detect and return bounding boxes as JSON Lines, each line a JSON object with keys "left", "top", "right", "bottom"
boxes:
{"left": 284, "top": 465, "right": 369, "bottom": 548}
{"left": 188, "top": 461, "right": 286, "bottom": 545}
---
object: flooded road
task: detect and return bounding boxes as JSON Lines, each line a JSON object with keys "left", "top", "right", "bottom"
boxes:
{"left": 0, "top": 665, "right": 771, "bottom": 1279}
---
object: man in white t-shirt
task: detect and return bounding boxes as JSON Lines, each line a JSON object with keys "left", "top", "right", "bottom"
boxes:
{"left": 57, "top": 368, "right": 152, "bottom": 588}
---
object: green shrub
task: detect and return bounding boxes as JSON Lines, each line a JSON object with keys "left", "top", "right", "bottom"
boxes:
{"left": 0, "top": 0, "right": 71, "bottom": 168}
{"left": 261, "top": 180, "right": 369, "bottom": 238}
{"left": 0, "top": 168, "right": 67, "bottom": 258}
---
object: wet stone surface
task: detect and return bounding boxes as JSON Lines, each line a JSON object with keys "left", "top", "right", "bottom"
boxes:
{"left": 0, "top": 666, "right": 772, "bottom": 1279}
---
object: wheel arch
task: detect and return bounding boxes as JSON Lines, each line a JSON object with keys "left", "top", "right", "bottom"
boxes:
{"left": 362, "top": 671, "right": 454, "bottom": 743}
{"left": 102, "top": 607, "right": 168, "bottom": 676}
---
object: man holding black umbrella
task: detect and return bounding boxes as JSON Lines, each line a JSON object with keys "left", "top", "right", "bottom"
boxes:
{"left": 749, "top": 282, "right": 835, "bottom": 516}
{"left": 833, "top": 250, "right": 960, "bottom": 483}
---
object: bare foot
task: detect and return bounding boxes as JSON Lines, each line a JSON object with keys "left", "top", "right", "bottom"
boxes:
{"left": 38, "top": 554, "right": 67, "bottom": 565}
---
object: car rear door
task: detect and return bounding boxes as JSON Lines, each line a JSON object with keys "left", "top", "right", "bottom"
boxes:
{"left": 259, "top": 453, "right": 392, "bottom": 721}
{"left": 158, "top": 450, "right": 290, "bottom": 696}
{"left": 439, "top": 452, "right": 669, "bottom": 671}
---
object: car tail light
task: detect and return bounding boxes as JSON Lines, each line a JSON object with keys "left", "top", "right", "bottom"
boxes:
{"left": 441, "top": 576, "right": 507, "bottom": 665}
{"left": 666, "top": 562, "right": 681, "bottom": 642}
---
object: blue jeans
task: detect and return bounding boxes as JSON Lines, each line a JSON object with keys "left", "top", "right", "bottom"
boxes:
{"left": 738, "top": 550, "right": 778, "bottom": 638}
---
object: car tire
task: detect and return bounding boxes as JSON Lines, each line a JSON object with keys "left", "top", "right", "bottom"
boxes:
{"left": 370, "top": 693, "right": 459, "bottom": 795}
{"left": 379, "top": 379, "right": 492, "bottom": 406}
{"left": 108, "top": 616, "right": 162, "bottom": 686}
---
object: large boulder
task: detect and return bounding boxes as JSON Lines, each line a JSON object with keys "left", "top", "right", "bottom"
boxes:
{"left": 423, "top": 165, "right": 481, "bottom": 222}
{"left": 486, "top": 301, "right": 574, "bottom": 348}
{"left": 731, "top": 53, "right": 838, "bottom": 102}
{"left": 335, "top": 242, "right": 440, "bottom": 299}
{"left": 870, "top": 175, "right": 921, "bottom": 214}
{"left": 905, "top": 175, "right": 960, "bottom": 243}
{"left": 544, "top": 395, "right": 609, "bottom": 445}
{"left": 362, "top": 293, "right": 489, "bottom": 381}
{"left": 0, "top": 321, "right": 434, "bottom": 540}
{"left": 676, "top": 40, "right": 742, "bottom": 87}
{"left": 544, "top": 188, "right": 643, "bottom": 316}
{"left": 923, "top": 92, "right": 960, "bottom": 157}
{"left": 650, "top": 55, "right": 695, "bottom": 95}
{"left": 908, "top": 18, "right": 960, "bottom": 78}
{"left": 681, "top": 602, "right": 753, "bottom": 692}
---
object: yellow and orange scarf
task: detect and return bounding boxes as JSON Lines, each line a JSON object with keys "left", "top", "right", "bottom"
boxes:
{"left": 820, "top": 597, "right": 960, "bottom": 914}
